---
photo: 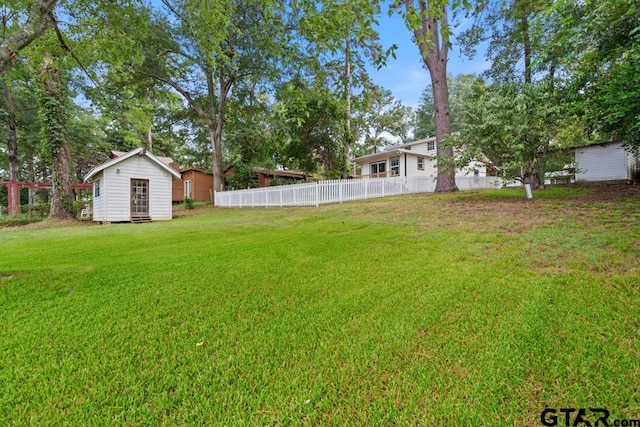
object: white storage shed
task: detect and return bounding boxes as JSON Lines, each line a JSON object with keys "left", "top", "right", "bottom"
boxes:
{"left": 83, "top": 148, "right": 182, "bottom": 223}
{"left": 575, "top": 141, "right": 639, "bottom": 183}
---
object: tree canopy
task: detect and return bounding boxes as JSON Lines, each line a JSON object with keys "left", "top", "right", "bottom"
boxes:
{"left": 1, "top": 0, "right": 638, "bottom": 215}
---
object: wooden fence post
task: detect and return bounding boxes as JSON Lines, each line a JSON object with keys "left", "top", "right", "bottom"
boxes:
{"left": 8, "top": 180, "right": 20, "bottom": 218}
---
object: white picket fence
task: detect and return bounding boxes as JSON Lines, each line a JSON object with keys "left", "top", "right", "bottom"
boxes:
{"left": 214, "top": 176, "right": 503, "bottom": 208}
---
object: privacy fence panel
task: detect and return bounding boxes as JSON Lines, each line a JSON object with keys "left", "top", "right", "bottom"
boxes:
{"left": 214, "top": 176, "right": 503, "bottom": 208}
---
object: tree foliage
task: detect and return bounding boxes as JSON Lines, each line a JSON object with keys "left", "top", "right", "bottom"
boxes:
{"left": 274, "top": 77, "right": 346, "bottom": 178}
{"left": 453, "top": 78, "right": 565, "bottom": 187}
{"left": 546, "top": 0, "right": 639, "bottom": 146}
{"left": 414, "top": 73, "right": 478, "bottom": 139}
{"left": 353, "top": 84, "right": 412, "bottom": 153}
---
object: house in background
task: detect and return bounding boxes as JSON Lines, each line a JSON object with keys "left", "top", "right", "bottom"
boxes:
{"left": 84, "top": 147, "right": 181, "bottom": 223}
{"left": 253, "top": 167, "right": 306, "bottom": 186}
{"left": 172, "top": 167, "right": 213, "bottom": 202}
{"left": 353, "top": 137, "right": 488, "bottom": 179}
{"left": 544, "top": 164, "right": 576, "bottom": 185}
{"left": 224, "top": 166, "right": 307, "bottom": 189}
{"left": 575, "top": 141, "right": 639, "bottom": 183}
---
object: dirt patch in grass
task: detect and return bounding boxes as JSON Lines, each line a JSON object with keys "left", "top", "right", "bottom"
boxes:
{"left": 172, "top": 203, "right": 216, "bottom": 219}
{"left": 568, "top": 183, "right": 640, "bottom": 200}
{"left": 438, "top": 184, "right": 639, "bottom": 233}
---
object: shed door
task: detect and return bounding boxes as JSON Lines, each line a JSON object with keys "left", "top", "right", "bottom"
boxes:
{"left": 131, "top": 179, "right": 149, "bottom": 216}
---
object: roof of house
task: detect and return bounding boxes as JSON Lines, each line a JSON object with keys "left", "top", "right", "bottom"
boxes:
{"left": 84, "top": 147, "right": 182, "bottom": 182}
{"left": 572, "top": 140, "right": 627, "bottom": 150}
{"left": 394, "top": 137, "right": 436, "bottom": 149}
{"left": 181, "top": 166, "right": 212, "bottom": 174}
{"left": 253, "top": 167, "right": 306, "bottom": 179}
{"left": 353, "top": 148, "right": 435, "bottom": 163}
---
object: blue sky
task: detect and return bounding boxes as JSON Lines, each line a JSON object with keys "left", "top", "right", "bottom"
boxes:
{"left": 369, "top": 11, "right": 490, "bottom": 108}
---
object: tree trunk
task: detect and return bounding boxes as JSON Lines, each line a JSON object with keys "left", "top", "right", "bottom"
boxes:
{"left": 404, "top": 1, "right": 457, "bottom": 192}
{"left": 37, "top": 52, "right": 74, "bottom": 219}
{"left": 343, "top": 38, "right": 352, "bottom": 179}
{"left": 146, "top": 126, "right": 153, "bottom": 151}
{"left": 2, "top": 75, "right": 21, "bottom": 216}
{"left": 210, "top": 124, "right": 224, "bottom": 193}
{"left": 50, "top": 136, "right": 73, "bottom": 217}
{"left": 521, "top": 16, "right": 532, "bottom": 85}
{"left": 203, "top": 72, "right": 230, "bottom": 196}
{"left": 428, "top": 55, "right": 457, "bottom": 192}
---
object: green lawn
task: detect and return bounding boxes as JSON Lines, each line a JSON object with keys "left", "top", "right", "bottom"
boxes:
{"left": 1, "top": 187, "right": 639, "bottom": 425}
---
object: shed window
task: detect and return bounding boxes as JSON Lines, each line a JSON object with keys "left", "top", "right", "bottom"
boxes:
{"left": 95, "top": 179, "right": 101, "bottom": 198}
{"left": 417, "top": 157, "right": 425, "bottom": 171}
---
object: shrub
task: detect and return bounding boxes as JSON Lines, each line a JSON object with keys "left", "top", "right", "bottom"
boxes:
{"left": 184, "top": 197, "right": 195, "bottom": 210}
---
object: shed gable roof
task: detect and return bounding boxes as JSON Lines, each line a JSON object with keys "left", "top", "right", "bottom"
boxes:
{"left": 84, "top": 147, "right": 182, "bottom": 182}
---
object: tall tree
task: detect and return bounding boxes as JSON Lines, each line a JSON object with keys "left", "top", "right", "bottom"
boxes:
{"left": 297, "top": 0, "right": 391, "bottom": 178}
{"left": 127, "top": 1, "right": 295, "bottom": 193}
{"left": 1, "top": 0, "right": 58, "bottom": 216}
{"left": 457, "top": 0, "right": 562, "bottom": 186}
{"left": 394, "top": 0, "right": 460, "bottom": 192}
{"left": 36, "top": 50, "right": 73, "bottom": 217}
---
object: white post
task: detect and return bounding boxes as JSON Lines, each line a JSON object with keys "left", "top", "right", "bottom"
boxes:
{"left": 315, "top": 182, "right": 319, "bottom": 207}
{"left": 524, "top": 183, "right": 533, "bottom": 199}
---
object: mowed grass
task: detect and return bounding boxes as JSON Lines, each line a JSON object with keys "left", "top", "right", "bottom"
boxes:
{"left": 1, "top": 187, "right": 639, "bottom": 425}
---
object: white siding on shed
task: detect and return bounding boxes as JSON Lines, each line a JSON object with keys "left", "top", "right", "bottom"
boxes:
{"left": 575, "top": 143, "right": 630, "bottom": 182}
{"left": 103, "top": 155, "right": 174, "bottom": 221}
{"left": 92, "top": 172, "right": 106, "bottom": 222}
{"left": 88, "top": 156, "right": 174, "bottom": 222}
{"left": 628, "top": 148, "right": 640, "bottom": 181}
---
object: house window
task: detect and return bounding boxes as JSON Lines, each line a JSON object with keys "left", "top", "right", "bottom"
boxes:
{"left": 390, "top": 157, "right": 400, "bottom": 176}
{"left": 184, "top": 180, "right": 192, "bottom": 199}
{"left": 417, "top": 157, "right": 425, "bottom": 171}
{"left": 474, "top": 169, "right": 479, "bottom": 183}
{"left": 94, "top": 179, "right": 101, "bottom": 198}
{"left": 427, "top": 141, "right": 435, "bottom": 151}
{"left": 370, "top": 161, "right": 386, "bottom": 176}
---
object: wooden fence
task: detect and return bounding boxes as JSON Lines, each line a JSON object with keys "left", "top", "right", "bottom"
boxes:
{"left": 214, "top": 176, "right": 503, "bottom": 208}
